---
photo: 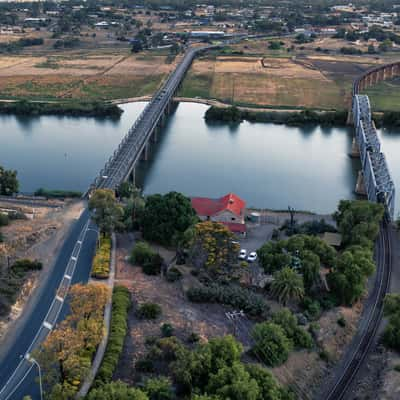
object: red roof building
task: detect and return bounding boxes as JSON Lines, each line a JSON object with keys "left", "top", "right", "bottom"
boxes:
{"left": 191, "top": 193, "right": 246, "bottom": 235}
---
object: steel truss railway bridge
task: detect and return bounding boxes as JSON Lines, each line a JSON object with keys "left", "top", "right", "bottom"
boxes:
{"left": 350, "top": 62, "right": 400, "bottom": 221}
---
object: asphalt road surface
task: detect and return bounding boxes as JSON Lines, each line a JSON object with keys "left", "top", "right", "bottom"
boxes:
{"left": 0, "top": 208, "right": 97, "bottom": 400}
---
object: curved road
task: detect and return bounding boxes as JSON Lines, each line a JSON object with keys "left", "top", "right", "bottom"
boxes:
{"left": 0, "top": 208, "right": 97, "bottom": 400}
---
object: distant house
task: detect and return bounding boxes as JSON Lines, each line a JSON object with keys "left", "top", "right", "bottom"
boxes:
{"left": 191, "top": 193, "right": 246, "bottom": 235}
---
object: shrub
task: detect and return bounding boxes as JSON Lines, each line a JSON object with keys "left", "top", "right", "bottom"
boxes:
{"left": 161, "top": 323, "right": 174, "bottom": 337}
{"left": 135, "top": 358, "right": 155, "bottom": 373}
{"left": 94, "top": 286, "right": 131, "bottom": 386}
{"left": 0, "top": 213, "right": 9, "bottom": 227}
{"left": 144, "top": 377, "right": 174, "bottom": 400}
{"left": 319, "top": 349, "right": 332, "bottom": 362}
{"left": 187, "top": 332, "right": 200, "bottom": 343}
{"left": 187, "top": 283, "right": 269, "bottom": 318}
{"left": 12, "top": 259, "right": 42, "bottom": 273}
{"left": 166, "top": 267, "right": 182, "bottom": 282}
{"left": 272, "top": 308, "right": 313, "bottom": 349}
{"left": 251, "top": 322, "right": 293, "bottom": 366}
{"left": 143, "top": 254, "right": 164, "bottom": 275}
{"left": 130, "top": 242, "right": 155, "bottom": 265}
{"left": 91, "top": 236, "right": 111, "bottom": 279}
{"left": 137, "top": 303, "right": 162, "bottom": 320}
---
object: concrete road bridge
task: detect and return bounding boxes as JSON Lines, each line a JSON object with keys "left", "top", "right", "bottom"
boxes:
{"left": 88, "top": 45, "right": 215, "bottom": 194}
{"left": 349, "top": 62, "right": 399, "bottom": 221}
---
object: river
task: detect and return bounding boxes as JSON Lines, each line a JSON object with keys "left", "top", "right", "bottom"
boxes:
{"left": 0, "top": 102, "right": 398, "bottom": 214}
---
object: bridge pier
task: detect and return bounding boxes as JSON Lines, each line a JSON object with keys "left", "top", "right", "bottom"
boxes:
{"left": 128, "top": 167, "right": 136, "bottom": 187}
{"left": 350, "top": 137, "right": 360, "bottom": 157}
{"left": 355, "top": 170, "right": 367, "bottom": 196}
{"left": 141, "top": 143, "right": 150, "bottom": 161}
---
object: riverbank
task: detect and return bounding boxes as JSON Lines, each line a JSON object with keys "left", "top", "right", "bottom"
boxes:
{"left": 0, "top": 100, "right": 123, "bottom": 118}
{"left": 204, "top": 105, "right": 348, "bottom": 126}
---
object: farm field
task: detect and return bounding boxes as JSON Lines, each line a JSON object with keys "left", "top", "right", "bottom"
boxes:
{"left": 179, "top": 52, "right": 400, "bottom": 111}
{"left": 0, "top": 48, "right": 177, "bottom": 101}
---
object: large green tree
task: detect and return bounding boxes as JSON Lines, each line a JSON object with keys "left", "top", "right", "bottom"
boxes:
{"left": 334, "top": 200, "right": 384, "bottom": 248}
{"left": 327, "top": 246, "right": 375, "bottom": 305}
{"left": 88, "top": 189, "right": 123, "bottom": 235}
{"left": 141, "top": 192, "right": 197, "bottom": 246}
{"left": 206, "top": 362, "right": 260, "bottom": 400}
{"left": 0, "top": 166, "right": 19, "bottom": 196}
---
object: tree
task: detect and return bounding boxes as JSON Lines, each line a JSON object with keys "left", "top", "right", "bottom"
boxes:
{"left": 86, "top": 381, "right": 148, "bottom": 400}
{"left": 188, "top": 221, "right": 240, "bottom": 271}
{"left": 36, "top": 284, "right": 109, "bottom": 396}
{"left": 328, "top": 246, "right": 375, "bottom": 305}
{"left": 382, "top": 294, "right": 400, "bottom": 351}
{"left": 88, "top": 189, "right": 123, "bottom": 235}
{"left": 270, "top": 267, "right": 304, "bottom": 305}
{"left": 206, "top": 362, "right": 260, "bottom": 400}
{"left": 257, "top": 241, "right": 291, "bottom": 274}
{"left": 141, "top": 192, "right": 197, "bottom": 246}
{"left": 379, "top": 39, "right": 393, "bottom": 52}
{"left": 251, "top": 322, "right": 292, "bottom": 367}
{"left": 245, "top": 363, "right": 289, "bottom": 400}
{"left": 0, "top": 165, "right": 19, "bottom": 195}
{"left": 334, "top": 200, "right": 383, "bottom": 248}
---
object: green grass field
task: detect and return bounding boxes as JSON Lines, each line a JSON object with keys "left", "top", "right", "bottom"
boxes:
{"left": 364, "top": 78, "right": 400, "bottom": 112}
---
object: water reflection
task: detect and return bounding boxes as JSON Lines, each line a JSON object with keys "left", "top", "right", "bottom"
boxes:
{"left": 1, "top": 101, "right": 398, "bottom": 214}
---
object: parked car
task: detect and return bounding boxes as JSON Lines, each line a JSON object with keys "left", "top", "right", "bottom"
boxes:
{"left": 247, "top": 252, "right": 257, "bottom": 262}
{"left": 239, "top": 249, "right": 247, "bottom": 260}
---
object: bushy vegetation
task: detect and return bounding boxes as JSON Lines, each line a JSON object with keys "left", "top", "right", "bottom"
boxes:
{"left": 86, "top": 381, "right": 148, "bottom": 400}
{"left": 271, "top": 309, "right": 313, "bottom": 349}
{"left": 205, "top": 106, "right": 348, "bottom": 126}
{"left": 0, "top": 37, "right": 43, "bottom": 53}
{"left": 0, "top": 165, "right": 19, "bottom": 195}
{"left": 37, "top": 284, "right": 109, "bottom": 398}
{"left": 0, "top": 259, "right": 42, "bottom": 317}
{"left": 187, "top": 283, "right": 270, "bottom": 317}
{"left": 94, "top": 286, "right": 131, "bottom": 387}
{"left": 130, "top": 241, "right": 155, "bottom": 265}
{"left": 166, "top": 266, "right": 183, "bottom": 282}
{"left": 0, "top": 100, "right": 122, "bottom": 118}
{"left": 130, "top": 242, "right": 164, "bottom": 275}
{"left": 382, "top": 294, "right": 400, "bottom": 351}
{"left": 137, "top": 302, "right": 162, "bottom": 320}
{"left": 282, "top": 218, "right": 337, "bottom": 237}
{"left": 34, "top": 188, "right": 83, "bottom": 199}
{"left": 251, "top": 322, "right": 293, "bottom": 367}
{"left": 328, "top": 200, "right": 384, "bottom": 305}
{"left": 91, "top": 236, "right": 111, "bottom": 279}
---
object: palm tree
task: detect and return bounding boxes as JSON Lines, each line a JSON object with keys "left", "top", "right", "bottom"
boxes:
{"left": 271, "top": 267, "right": 304, "bottom": 305}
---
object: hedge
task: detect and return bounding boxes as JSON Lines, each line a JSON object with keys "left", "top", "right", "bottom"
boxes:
{"left": 91, "top": 236, "right": 111, "bottom": 279}
{"left": 94, "top": 286, "right": 131, "bottom": 387}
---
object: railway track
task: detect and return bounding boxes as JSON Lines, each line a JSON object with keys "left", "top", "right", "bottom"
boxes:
{"left": 321, "top": 223, "right": 392, "bottom": 400}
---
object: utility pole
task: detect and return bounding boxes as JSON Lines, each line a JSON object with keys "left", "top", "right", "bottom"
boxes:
{"left": 225, "top": 310, "right": 245, "bottom": 337}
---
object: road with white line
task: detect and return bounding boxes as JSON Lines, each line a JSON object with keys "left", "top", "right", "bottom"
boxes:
{"left": 0, "top": 208, "right": 98, "bottom": 400}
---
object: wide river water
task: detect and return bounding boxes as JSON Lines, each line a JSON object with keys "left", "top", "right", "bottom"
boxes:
{"left": 1, "top": 102, "right": 399, "bottom": 214}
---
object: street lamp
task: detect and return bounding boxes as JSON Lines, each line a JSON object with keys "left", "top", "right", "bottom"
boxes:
{"left": 24, "top": 354, "right": 43, "bottom": 400}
